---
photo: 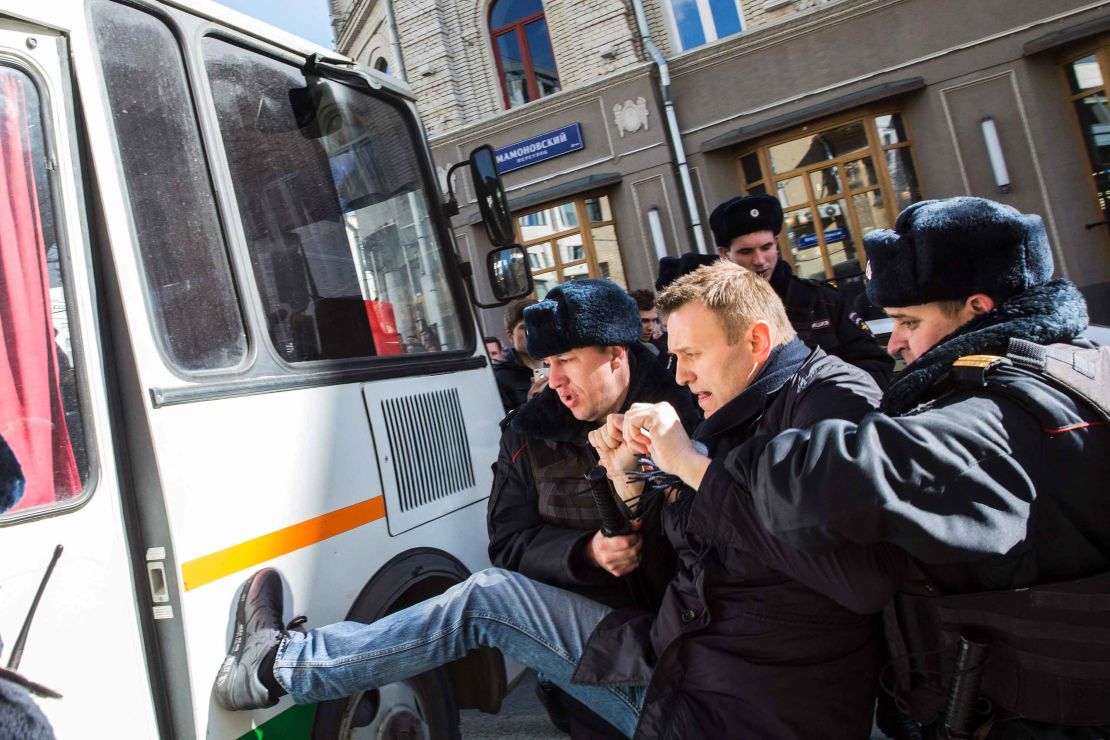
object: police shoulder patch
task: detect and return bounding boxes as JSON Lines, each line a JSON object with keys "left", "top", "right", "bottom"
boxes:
{"left": 951, "top": 354, "right": 1010, "bottom": 387}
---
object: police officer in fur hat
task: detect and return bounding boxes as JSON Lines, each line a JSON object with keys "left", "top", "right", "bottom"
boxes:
{"left": 488, "top": 279, "right": 700, "bottom": 735}
{"left": 711, "top": 197, "right": 1110, "bottom": 738}
{"left": 710, "top": 194, "right": 894, "bottom": 388}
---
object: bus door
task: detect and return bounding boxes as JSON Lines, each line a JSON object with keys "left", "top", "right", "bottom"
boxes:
{"left": 79, "top": 1, "right": 504, "bottom": 736}
{"left": 0, "top": 12, "right": 160, "bottom": 739}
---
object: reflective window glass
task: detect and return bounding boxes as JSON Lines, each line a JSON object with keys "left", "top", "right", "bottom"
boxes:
{"left": 784, "top": 207, "right": 824, "bottom": 281}
{"left": 672, "top": 0, "right": 706, "bottom": 50}
{"left": 809, "top": 166, "right": 842, "bottom": 200}
{"left": 92, "top": 0, "right": 247, "bottom": 372}
{"left": 775, "top": 175, "right": 808, "bottom": 208}
{"left": 769, "top": 122, "right": 868, "bottom": 174}
{"left": 591, "top": 224, "right": 626, "bottom": 287}
{"left": 844, "top": 157, "right": 878, "bottom": 190}
{"left": 818, "top": 199, "right": 857, "bottom": 269}
{"left": 707, "top": 0, "right": 742, "bottom": 38}
{"left": 884, "top": 148, "right": 921, "bottom": 212}
{"left": 490, "top": 0, "right": 544, "bottom": 29}
{"left": 525, "top": 20, "right": 560, "bottom": 97}
{"left": 584, "top": 195, "right": 612, "bottom": 222}
{"left": 851, "top": 190, "right": 888, "bottom": 238}
{"left": 204, "top": 38, "right": 466, "bottom": 361}
{"left": 516, "top": 194, "right": 625, "bottom": 295}
{"left": 874, "top": 114, "right": 907, "bottom": 145}
{"left": 528, "top": 242, "right": 555, "bottom": 270}
{"left": 0, "top": 66, "right": 89, "bottom": 518}
{"left": 496, "top": 32, "right": 529, "bottom": 107}
{"left": 557, "top": 234, "right": 585, "bottom": 263}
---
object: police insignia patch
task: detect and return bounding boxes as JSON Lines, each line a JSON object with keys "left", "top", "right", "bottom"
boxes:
{"left": 849, "top": 311, "right": 873, "bottom": 336}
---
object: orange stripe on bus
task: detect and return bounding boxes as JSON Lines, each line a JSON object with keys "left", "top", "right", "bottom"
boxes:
{"left": 181, "top": 496, "right": 387, "bottom": 591}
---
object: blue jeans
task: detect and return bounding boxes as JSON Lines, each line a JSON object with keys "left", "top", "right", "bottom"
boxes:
{"left": 273, "top": 568, "right": 647, "bottom": 736}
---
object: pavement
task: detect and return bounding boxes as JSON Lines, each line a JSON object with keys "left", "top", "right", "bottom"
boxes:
{"left": 459, "top": 671, "right": 565, "bottom": 739}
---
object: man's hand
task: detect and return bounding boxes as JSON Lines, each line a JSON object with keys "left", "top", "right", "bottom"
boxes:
{"left": 622, "top": 402, "right": 710, "bottom": 490}
{"left": 585, "top": 521, "right": 642, "bottom": 576}
{"left": 587, "top": 422, "right": 642, "bottom": 503}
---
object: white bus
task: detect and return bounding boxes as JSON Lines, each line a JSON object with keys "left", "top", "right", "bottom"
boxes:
{"left": 0, "top": 0, "right": 532, "bottom": 737}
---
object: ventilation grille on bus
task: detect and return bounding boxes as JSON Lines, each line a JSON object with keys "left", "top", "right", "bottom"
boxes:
{"left": 380, "top": 389, "right": 476, "bottom": 512}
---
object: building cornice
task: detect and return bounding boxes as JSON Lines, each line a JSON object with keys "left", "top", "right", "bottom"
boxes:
{"left": 428, "top": 61, "right": 656, "bottom": 148}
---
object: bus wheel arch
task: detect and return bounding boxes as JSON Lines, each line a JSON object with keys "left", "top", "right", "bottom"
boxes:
{"left": 310, "top": 548, "right": 506, "bottom": 739}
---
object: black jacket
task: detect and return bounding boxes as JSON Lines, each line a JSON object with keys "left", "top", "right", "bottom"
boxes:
{"left": 492, "top": 347, "right": 534, "bottom": 413}
{"left": 725, "top": 280, "right": 1110, "bottom": 735}
{"left": 573, "top": 344, "right": 907, "bottom": 739}
{"left": 487, "top": 343, "right": 701, "bottom": 610}
{"left": 770, "top": 259, "right": 894, "bottom": 389}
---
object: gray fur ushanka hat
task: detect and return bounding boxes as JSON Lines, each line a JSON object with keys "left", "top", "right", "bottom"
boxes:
{"left": 864, "top": 196, "right": 1054, "bottom": 308}
{"left": 524, "top": 279, "right": 642, "bottom": 359}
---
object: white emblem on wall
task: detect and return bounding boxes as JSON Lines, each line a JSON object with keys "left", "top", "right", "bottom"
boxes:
{"left": 613, "top": 97, "right": 650, "bottom": 138}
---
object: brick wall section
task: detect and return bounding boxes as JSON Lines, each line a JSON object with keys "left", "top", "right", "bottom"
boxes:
{"left": 334, "top": 0, "right": 836, "bottom": 137}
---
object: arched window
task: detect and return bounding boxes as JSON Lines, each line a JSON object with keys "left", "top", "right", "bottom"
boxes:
{"left": 489, "top": 0, "right": 560, "bottom": 108}
{"left": 373, "top": 57, "right": 390, "bottom": 75}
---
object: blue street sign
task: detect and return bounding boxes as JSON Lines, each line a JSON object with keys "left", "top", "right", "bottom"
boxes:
{"left": 495, "top": 124, "right": 584, "bottom": 174}
{"left": 797, "top": 228, "right": 846, "bottom": 248}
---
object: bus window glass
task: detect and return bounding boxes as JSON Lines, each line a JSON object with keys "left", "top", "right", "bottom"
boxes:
{"left": 0, "top": 65, "right": 89, "bottom": 518}
{"left": 203, "top": 38, "right": 466, "bottom": 361}
{"left": 91, "top": 0, "right": 247, "bottom": 372}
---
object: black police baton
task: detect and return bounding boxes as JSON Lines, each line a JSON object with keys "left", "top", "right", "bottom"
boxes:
{"left": 585, "top": 464, "right": 632, "bottom": 537}
{"left": 940, "top": 631, "right": 990, "bottom": 739}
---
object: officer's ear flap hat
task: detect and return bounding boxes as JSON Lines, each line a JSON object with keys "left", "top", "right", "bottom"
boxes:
{"left": 708, "top": 194, "right": 784, "bottom": 248}
{"left": 656, "top": 252, "right": 720, "bottom": 292}
{"left": 524, "top": 279, "right": 643, "bottom": 359}
{"left": 864, "top": 196, "right": 1054, "bottom": 308}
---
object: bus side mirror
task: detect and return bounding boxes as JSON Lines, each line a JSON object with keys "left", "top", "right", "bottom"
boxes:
{"left": 486, "top": 245, "right": 533, "bottom": 302}
{"left": 469, "top": 145, "right": 515, "bottom": 247}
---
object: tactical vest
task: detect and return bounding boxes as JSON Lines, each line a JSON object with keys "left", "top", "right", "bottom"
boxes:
{"left": 527, "top": 437, "right": 608, "bottom": 532}
{"left": 886, "top": 340, "right": 1110, "bottom": 728}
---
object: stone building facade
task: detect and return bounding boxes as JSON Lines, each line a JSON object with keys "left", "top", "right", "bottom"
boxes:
{"left": 330, "top": 0, "right": 1110, "bottom": 335}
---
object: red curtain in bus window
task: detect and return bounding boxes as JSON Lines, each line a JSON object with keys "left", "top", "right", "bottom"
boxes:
{"left": 0, "top": 70, "right": 79, "bottom": 511}
{"left": 365, "top": 299, "right": 402, "bottom": 356}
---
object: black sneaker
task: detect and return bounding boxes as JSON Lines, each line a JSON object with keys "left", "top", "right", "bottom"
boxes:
{"left": 535, "top": 678, "right": 571, "bottom": 735}
{"left": 213, "top": 568, "right": 285, "bottom": 711}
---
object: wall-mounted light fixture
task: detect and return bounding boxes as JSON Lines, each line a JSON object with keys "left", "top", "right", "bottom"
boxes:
{"left": 647, "top": 207, "right": 668, "bottom": 261}
{"left": 980, "top": 116, "right": 1010, "bottom": 194}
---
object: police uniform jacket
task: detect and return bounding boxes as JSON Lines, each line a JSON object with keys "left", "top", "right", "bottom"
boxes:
{"left": 769, "top": 259, "right": 894, "bottom": 389}
{"left": 487, "top": 343, "right": 700, "bottom": 610}
{"left": 724, "top": 280, "right": 1110, "bottom": 736}
{"left": 572, "top": 344, "right": 908, "bottom": 739}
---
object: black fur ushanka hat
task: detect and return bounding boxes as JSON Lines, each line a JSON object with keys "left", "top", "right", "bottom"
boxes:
{"left": 864, "top": 197, "right": 1054, "bottom": 308}
{"left": 708, "top": 194, "right": 784, "bottom": 247}
{"left": 524, "top": 279, "right": 643, "bottom": 359}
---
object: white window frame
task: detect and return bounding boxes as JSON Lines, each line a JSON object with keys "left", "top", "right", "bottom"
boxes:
{"left": 662, "top": 0, "right": 746, "bottom": 53}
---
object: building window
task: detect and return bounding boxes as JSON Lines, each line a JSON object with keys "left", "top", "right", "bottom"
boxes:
{"left": 666, "top": 0, "right": 745, "bottom": 52}
{"left": 489, "top": 0, "right": 560, "bottom": 108}
{"left": 516, "top": 194, "right": 626, "bottom": 299}
{"left": 373, "top": 57, "right": 390, "bottom": 75}
{"left": 1064, "top": 46, "right": 1110, "bottom": 223}
{"left": 737, "top": 110, "right": 922, "bottom": 283}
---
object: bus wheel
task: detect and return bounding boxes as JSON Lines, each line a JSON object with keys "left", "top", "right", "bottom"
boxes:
{"left": 313, "top": 666, "right": 460, "bottom": 740}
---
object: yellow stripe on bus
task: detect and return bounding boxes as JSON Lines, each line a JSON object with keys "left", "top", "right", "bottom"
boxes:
{"left": 181, "top": 496, "right": 387, "bottom": 591}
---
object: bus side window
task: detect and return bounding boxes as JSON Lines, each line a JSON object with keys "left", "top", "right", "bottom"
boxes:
{"left": 203, "top": 38, "right": 468, "bottom": 364}
{"left": 90, "top": 0, "right": 247, "bottom": 374}
{"left": 0, "top": 65, "right": 89, "bottom": 518}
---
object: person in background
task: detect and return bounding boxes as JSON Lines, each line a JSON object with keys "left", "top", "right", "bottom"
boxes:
{"left": 710, "top": 194, "right": 894, "bottom": 388}
{"left": 493, "top": 298, "right": 545, "bottom": 414}
{"left": 484, "top": 336, "right": 504, "bottom": 362}
{"left": 628, "top": 289, "right": 668, "bottom": 364}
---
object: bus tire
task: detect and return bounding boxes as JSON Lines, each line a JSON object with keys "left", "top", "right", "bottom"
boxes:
{"left": 312, "top": 664, "right": 460, "bottom": 740}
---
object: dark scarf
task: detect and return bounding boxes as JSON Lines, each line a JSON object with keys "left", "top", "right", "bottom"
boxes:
{"left": 882, "top": 279, "right": 1088, "bottom": 415}
{"left": 694, "top": 337, "right": 812, "bottom": 450}
{"left": 670, "top": 337, "right": 812, "bottom": 528}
